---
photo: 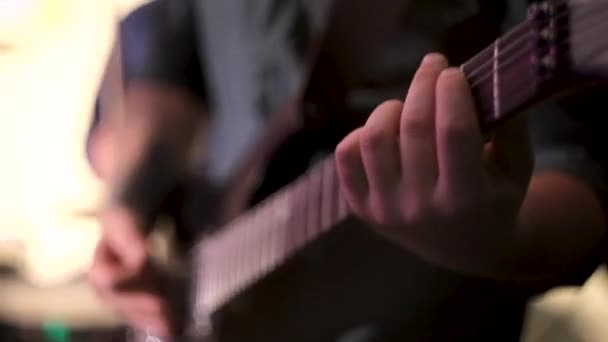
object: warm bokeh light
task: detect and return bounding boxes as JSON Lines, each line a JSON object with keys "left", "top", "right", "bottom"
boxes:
{"left": 0, "top": 0, "right": 147, "bottom": 329}
{"left": 0, "top": 0, "right": 148, "bottom": 286}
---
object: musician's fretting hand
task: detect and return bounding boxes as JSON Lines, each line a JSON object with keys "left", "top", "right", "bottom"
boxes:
{"left": 335, "top": 53, "right": 533, "bottom": 278}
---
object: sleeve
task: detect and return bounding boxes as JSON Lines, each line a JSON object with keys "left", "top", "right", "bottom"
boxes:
{"left": 119, "top": 0, "right": 206, "bottom": 99}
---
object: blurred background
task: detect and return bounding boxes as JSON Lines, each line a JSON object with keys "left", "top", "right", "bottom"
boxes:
{"left": 1, "top": 0, "right": 608, "bottom": 341}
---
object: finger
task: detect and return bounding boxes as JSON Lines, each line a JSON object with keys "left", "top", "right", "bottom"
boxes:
{"left": 435, "top": 67, "right": 485, "bottom": 195}
{"left": 104, "top": 290, "right": 171, "bottom": 337}
{"left": 400, "top": 53, "right": 447, "bottom": 190}
{"left": 100, "top": 206, "right": 148, "bottom": 272}
{"left": 360, "top": 100, "right": 403, "bottom": 204}
{"left": 88, "top": 241, "right": 130, "bottom": 290}
{"left": 487, "top": 114, "right": 533, "bottom": 185}
{"left": 335, "top": 128, "right": 369, "bottom": 216}
{"left": 120, "top": 296, "right": 167, "bottom": 334}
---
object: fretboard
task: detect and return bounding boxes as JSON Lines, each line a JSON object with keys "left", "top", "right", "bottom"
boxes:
{"left": 191, "top": 19, "right": 556, "bottom": 312}
{"left": 192, "top": 157, "right": 350, "bottom": 311}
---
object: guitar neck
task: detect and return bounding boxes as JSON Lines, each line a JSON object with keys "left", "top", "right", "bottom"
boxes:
{"left": 192, "top": 5, "right": 577, "bottom": 312}
{"left": 192, "top": 157, "right": 349, "bottom": 310}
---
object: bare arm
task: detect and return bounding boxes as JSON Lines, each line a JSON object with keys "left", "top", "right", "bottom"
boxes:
{"left": 512, "top": 171, "right": 606, "bottom": 285}
{"left": 88, "top": 2, "right": 207, "bottom": 336}
{"left": 105, "top": 81, "right": 205, "bottom": 225}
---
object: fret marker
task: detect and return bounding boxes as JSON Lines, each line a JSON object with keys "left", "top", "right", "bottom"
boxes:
{"left": 493, "top": 39, "right": 501, "bottom": 119}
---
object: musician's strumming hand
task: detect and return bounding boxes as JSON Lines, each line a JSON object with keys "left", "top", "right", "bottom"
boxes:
{"left": 88, "top": 80, "right": 203, "bottom": 338}
{"left": 335, "top": 53, "right": 534, "bottom": 279}
{"left": 89, "top": 207, "right": 178, "bottom": 338}
{"left": 87, "top": 107, "right": 175, "bottom": 337}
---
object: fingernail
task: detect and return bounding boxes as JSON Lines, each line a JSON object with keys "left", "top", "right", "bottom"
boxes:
{"left": 422, "top": 53, "right": 446, "bottom": 65}
{"left": 440, "top": 67, "right": 465, "bottom": 79}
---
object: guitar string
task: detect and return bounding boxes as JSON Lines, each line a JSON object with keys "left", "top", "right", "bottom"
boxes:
{"left": 194, "top": 1, "right": 597, "bottom": 255}
{"left": 464, "top": 2, "right": 573, "bottom": 81}
{"left": 193, "top": 12, "right": 600, "bottom": 282}
{"left": 473, "top": 9, "right": 608, "bottom": 117}
{"left": 469, "top": 8, "right": 607, "bottom": 120}
{"left": 467, "top": 3, "right": 608, "bottom": 86}
{"left": 187, "top": 1, "right": 607, "bottom": 311}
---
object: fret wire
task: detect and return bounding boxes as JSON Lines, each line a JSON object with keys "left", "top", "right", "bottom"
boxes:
{"left": 190, "top": 0, "right": 608, "bottom": 319}
{"left": 475, "top": 73, "right": 537, "bottom": 124}
{"left": 492, "top": 38, "right": 501, "bottom": 121}
{"left": 465, "top": 5, "right": 596, "bottom": 95}
{"left": 267, "top": 191, "right": 288, "bottom": 270}
{"left": 321, "top": 159, "right": 335, "bottom": 231}
{"left": 306, "top": 165, "right": 320, "bottom": 239}
{"left": 463, "top": 5, "right": 574, "bottom": 86}
{"left": 268, "top": 200, "right": 278, "bottom": 271}
{"left": 210, "top": 249, "right": 224, "bottom": 310}
{"left": 235, "top": 216, "right": 249, "bottom": 293}
{"left": 204, "top": 249, "right": 216, "bottom": 308}
{"left": 225, "top": 242, "right": 234, "bottom": 303}
{"left": 304, "top": 169, "right": 313, "bottom": 241}
{"left": 336, "top": 179, "right": 349, "bottom": 221}
{"left": 257, "top": 201, "right": 270, "bottom": 275}
{"left": 197, "top": 248, "right": 210, "bottom": 308}
{"left": 285, "top": 179, "right": 298, "bottom": 255}
{"left": 468, "top": 42, "right": 533, "bottom": 90}
{"left": 302, "top": 171, "right": 314, "bottom": 244}
{"left": 295, "top": 175, "right": 309, "bottom": 249}
{"left": 463, "top": 22, "right": 531, "bottom": 80}
{"left": 211, "top": 236, "right": 222, "bottom": 305}
{"left": 469, "top": 37, "right": 536, "bottom": 126}
{"left": 229, "top": 230, "right": 237, "bottom": 297}
{"left": 235, "top": 215, "right": 247, "bottom": 296}
{"left": 289, "top": 178, "right": 298, "bottom": 250}
{"left": 244, "top": 200, "right": 257, "bottom": 292}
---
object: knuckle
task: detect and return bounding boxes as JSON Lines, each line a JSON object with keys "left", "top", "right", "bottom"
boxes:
{"left": 131, "top": 251, "right": 148, "bottom": 274}
{"left": 144, "top": 297, "right": 165, "bottom": 315}
{"left": 349, "top": 200, "right": 372, "bottom": 223}
{"left": 87, "top": 267, "right": 111, "bottom": 290}
{"left": 401, "top": 113, "right": 433, "bottom": 136}
{"left": 335, "top": 130, "right": 361, "bottom": 166}
{"left": 400, "top": 194, "right": 432, "bottom": 224}
{"left": 368, "top": 196, "right": 399, "bottom": 226}
{"left": 359, "top": 125, "right": 384, "bottom": 151}
{"left": 438, "top": 119, "right": 470, "bottom": 142}
{"left": 335, "top": 140, "right": 354, "bottom": 166}
{"left": 435, "top": 193, "right": 479, "bottom": 220}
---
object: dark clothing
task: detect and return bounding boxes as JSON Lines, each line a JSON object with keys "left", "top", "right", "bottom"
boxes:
{"left": 95, "top": 0, "right": 608, "bottom": 341}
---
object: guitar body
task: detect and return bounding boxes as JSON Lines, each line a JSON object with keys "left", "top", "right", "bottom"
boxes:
{"left": 205, "top": 221, "right": 516, "bottom": 342}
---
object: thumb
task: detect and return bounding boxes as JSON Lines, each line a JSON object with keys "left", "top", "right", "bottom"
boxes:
{"left": 100, "top": 206, "right": 149, "bottom": 273}
{"left": 487, "top": 114, "right": 533, "bottom": 185}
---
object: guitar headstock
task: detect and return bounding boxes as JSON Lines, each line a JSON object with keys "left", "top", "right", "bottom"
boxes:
{"left": 530, "top": 0, "right": 608, "bottom": 79}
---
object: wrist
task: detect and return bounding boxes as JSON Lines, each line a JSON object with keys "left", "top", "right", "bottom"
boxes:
{"left": 109, "top": 141, "right": 185, "bottom": 231}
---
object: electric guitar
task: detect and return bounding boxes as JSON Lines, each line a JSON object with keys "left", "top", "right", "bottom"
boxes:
{"left": 132, "top": 0, "right": 608, "bottom": 341}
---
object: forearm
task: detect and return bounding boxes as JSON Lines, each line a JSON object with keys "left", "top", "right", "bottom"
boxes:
{"left": 106, "top": 81, "right": 206, "bottom": 225}
{"left": 511, "top": 171, "right": 606, "bottom": 286}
